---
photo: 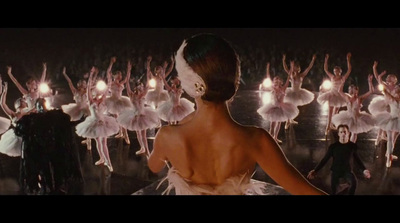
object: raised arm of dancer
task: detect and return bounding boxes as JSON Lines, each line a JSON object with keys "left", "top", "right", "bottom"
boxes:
{"left": 253, "top": 128, "right": 327, "bottom": 195}
{"left": 300, "top": 54, "right": 317, "bottom": 78}
{"left": 107, "top": 57, "right": 116, "bottom": 85}
{"left": 282, "top": 54, "right": 290, "bottom": 74}
{"left": 126, "top": 60, "right": 133, "bottom": 96}
{"left": 87, "top": 67, "right": 95, "bottom": 103}
{"left": 160, "top": 63, "right": 172, "bottom": 91}
{"left": 146, "top": 56, "right": 153, "bottom": 81}
{"left": 282, "top": 62, "right": 294, "bottom": 90}
{"left": 323, "top": 54, "right": 334, "bottom": 79}
{"left": 0, "top": 82, "right": 16, "bottom": 119}
{"left": 165, "top": 56, "right": 175, "bottom": 78}
{"left": 373, "top": 61, "right": 388, "bottom": 86}
{"left": 62, "top": 67, "right": 77, "bottom": 95}
{"left": 6, "top": 66, "right": 28, "bottom": 95}
{"left": 266, "top": 62, "right": 272, "bottom": 79}
{"left": 40, "top": 62, "right": 47, "bottom": 83}
{"left": 360, "top": 74, "right": 374, "bottom": 101}
{"left": 342, "top": 53, "right": 352, "bottom": 80}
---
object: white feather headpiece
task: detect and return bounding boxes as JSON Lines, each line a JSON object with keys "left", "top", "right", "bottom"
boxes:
{"left": 175, "top": 40, "right": 206, "bottom": 98}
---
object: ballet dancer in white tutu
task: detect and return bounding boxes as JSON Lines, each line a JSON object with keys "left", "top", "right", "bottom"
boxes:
{"left": 282, "top": 54, "right": 316, "bottom": 129}
{"left": 369, "top": 61, "right": 399, "bottom": 145}
{"left": 0, "top": 79, "right": 26, "bottom": 145}
{"left": 257, "top": 62, "right": 299, "bottom": 143}
{"left": 144, "top": 56, "right": 173, "bottom": 109}
{"left": 117, "top": 60, "right": 160, "bottom": 157}
{"left": 7, "top": 63, "right": 47, "bottom": 110}
{"left": 61, "top": 67, "right": 91, "bottom": 149}
{"left": 104, "top": 57, "right": 133, "bottom": 144}
{"left": 156, "top": 65, "right": 195, "bottom": 125}
{"left": 317, "top": 53, "right": 352, "bottom": 136}
{"left": 375, "top": 87, "right": 400, "bottom": 167}
{"left": 331, "top": 74, "right": 375, "bottom": 143}
{"left": 75, "top": 69, "right": 120, "bottom": 172}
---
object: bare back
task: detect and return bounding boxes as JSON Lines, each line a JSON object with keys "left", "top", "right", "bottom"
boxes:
{"left": 151, "top": 113, "right": 267, "bottom": 186}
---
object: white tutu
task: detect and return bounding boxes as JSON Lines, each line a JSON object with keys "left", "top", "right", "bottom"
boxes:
{"left": 158, "top": 167, "right": 267, "bottom": 195}
{"left": 117, "top": 107, "right": 160, "bottom": 131}
{"left": 0, "top": 128, "right": 22, "bottom": 157}
{"left": 317, "top": 90, "right": 347, "bottom": 107}
{"left": 374, "top": 112, "right": 400, "bottom": 132}
{"left": 76, "top": 115, "right": 119, "bottom": 138}
{"left": 368, "top": 96, "right": 389, "bottom": 116}
{"left": 61, "top": 103, "right": 90, "bottom": 121}
{"left": 105, "top": 95, "right": 133, "bottom": 115}
{"left": 0, "top": 116, "right": 11, "bottom": 135}
{"left": 145, "top": 90, "right": 169, "bottom": 107}
{"left": 157, "top": 98, "right": 195, "bottom": 122}
{"left": 332, "top": 111, "right": 375, "bottom": 134}
{"left": 284, "top": 88, "right": 315, "bottom": 106}
{"left": 257, "top": 102, "right": 299, "bottom": 122}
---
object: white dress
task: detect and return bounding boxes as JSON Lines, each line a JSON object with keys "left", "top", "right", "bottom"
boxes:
{"left": 284, "top": 76, "right": 314, "bottom": 106}
{"left": 374, "top": 95, "right": 400, "bottom": 132}
{"left": 257, "top": 88, "right": 299, "bottom": 122}
{"left": 158, "top": 167, "right": 267, "bottom": 195}
{"left": 145, "top": 77, "right": 169, "bottom": 107}
{"left": 75, "top": 102, "right": 120, "bottom": 138}
{"left": 23, "top": 93, "right": 38, "bottom": 110}
{"left": 104, "top": 83, "right": 133, "bottom": 115}
{"left": 332, "top": 98, "right": 375, "bottom": 134}
{"left": 0, "top": 116, "right": 10, "bottom": 135}
{"left": 317, "top": 78, "right": 347, "bottom": 107}
{"left": 0, "top": 116, "right": 22, "bottom": 157}
{"left": 156, "top": 89, "right": 195, "bottom": 122}
{"left": 117, "top": 93, "right": 160, "bottom": 131}
{"left": 61, "top": 92, "right": 90, "bottom": 121}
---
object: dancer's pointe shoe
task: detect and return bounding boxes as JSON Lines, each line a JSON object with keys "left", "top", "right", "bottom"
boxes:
{"left": 386, "top": 154, "right": 393, "bottom": 168}
{"left": 290, "top": 119, "right": 298, "bottom": 124}
{"left": 115, "top": 132, "right": 124, "bottom": 138}
{"left": 136, "top": 148, "right": 147, "bottom": 156}
{"left": 87, "top": 143, "right": 92, "bottom": 151}
{"left": 95, "top": 159, "right": 105, "bottom": 166}
{"left": 392, "top": 155, "right": 398, "bottom": 161}
{"left": 375, "top": 136, "right": 382, "bottom": 146}
{"left": 81, "top": 140, "right": 87, "bottom": 145}
{"left": 284, "top": 123, "right": 290, "bottom": 130}
{"left": 275, "top": 138, "right": 282, "bottom": 144}
{"left": 124, "top": 135, "right": 130, "bottom": 145}
{"left": 104, "top": 162, "right": 113, "bottom": 172}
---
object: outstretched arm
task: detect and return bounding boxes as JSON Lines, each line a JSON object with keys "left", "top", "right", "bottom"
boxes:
{"left": 62, "top": 67, "right": 77, "bottom": 95}
{"left": 6, "top": 66, "right": 28, "bottom": 95}
{"left": 0, "top": 82, "right": 16, "bottom": 118}
{"left": 40, "top": 62, "right": 47, "bottom": 83}
{"left": 342, "top": 53, "right": 352, "bottom": 80}
{"left": 266, "top": 62, "right": 271, "bottom": 79}
{"left": 300, "top": 54, "right": 316, "bottom": 78}
{"left": 254, "top": 128, "right": 327, "bottom": 195}
{"left": 165, "top": 56, "right": 175, "bottom": 78}
{"left": 360, "top": 74, "right": 374, "bottom": 101}
{"left": 126, "top": 60, "right": 133, "bottom": 96}
{"left": 146, "top": 56, "right": 153, "bottom": 82}
{"left": 161, "top": 62, "right": 172, "bottom": 91}
{"left": 324, "top": 54, "right": 335, "bottom": 79}
{"left": 282, "top": 54, "right": 290, "bottom": 74}
{"left": 107, "top": 57, "right": 116, "bottom": 85}
{"left": 87, "top": 67, "right": 96, "bottom": 103}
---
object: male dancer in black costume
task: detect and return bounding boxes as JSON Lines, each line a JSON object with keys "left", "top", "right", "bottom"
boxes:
{"left": 307, "top": 124, "right": 371, "bottom": 195}
{"left": 15, "top": 98, "right": 83, "bottom": 194}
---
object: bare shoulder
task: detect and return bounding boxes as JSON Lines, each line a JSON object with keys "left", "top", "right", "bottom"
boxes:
{"left": 239, "top": 125, "right": 277, "bottom": 152}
